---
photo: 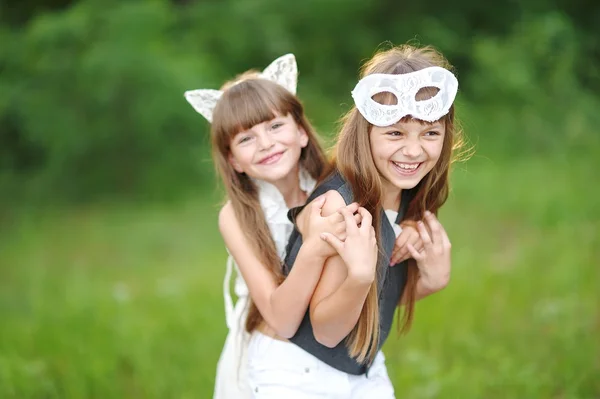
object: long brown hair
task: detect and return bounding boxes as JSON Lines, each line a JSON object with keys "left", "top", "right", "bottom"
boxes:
{"left": 332, "top": 44, "right": 470, "bottom": 363}
{"left": 211, "top": 73, "right": 330, "bottom": 333}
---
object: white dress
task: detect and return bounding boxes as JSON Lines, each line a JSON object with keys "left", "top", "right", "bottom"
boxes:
{"left": 213, "top": 169, "right": 316, "bottom": 399}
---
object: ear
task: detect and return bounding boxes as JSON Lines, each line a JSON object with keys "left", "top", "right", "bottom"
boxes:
{"left": 228, "top": 153, "right": 244, "bottom": 173}
{"left": 298, "top": 126, "right": 309, "bottom": 148}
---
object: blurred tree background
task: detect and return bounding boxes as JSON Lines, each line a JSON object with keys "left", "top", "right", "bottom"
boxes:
{"left": 0, "top": 0, "right": 598, "bottom": 398}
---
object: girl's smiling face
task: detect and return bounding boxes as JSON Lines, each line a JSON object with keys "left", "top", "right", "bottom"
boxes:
{"left": 369, "top": 118, "right": 445, "bottom": 197}
{"left": 228, "top": 112, "right": 308, "bottom": 184}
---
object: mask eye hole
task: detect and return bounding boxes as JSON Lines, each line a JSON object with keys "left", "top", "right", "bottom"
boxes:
{"left": 371, "top": 91, "right": 398, "bottom": 105}
{"left": 414, "top": 86, "right": 439, "bottom": 102}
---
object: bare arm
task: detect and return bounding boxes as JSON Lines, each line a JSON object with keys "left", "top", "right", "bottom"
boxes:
{"left": 306, "top": 192, "right": 376, "bottom": 348}
{"left": 309, "top": 261, "right": 373, "bottom": 347}
{"left": 219, "top": 201, "right": 328, "bottom": 339}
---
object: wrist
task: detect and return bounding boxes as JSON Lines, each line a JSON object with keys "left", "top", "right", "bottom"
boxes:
{"left": 418, "top": 272, "right": 450, "bottom": 293}
{"left": 301, "top": 236, "right": 329, "bottom": 260}
{"left": 346, "top": 269, "right": 375, "bottom": 286}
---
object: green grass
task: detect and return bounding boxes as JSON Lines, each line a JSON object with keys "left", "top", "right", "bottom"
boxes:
{"left": 0, "top": 156, "right": 598, "bottom": 398}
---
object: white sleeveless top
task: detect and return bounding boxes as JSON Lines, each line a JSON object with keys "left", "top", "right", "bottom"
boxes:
{"left": 222, "top": 168, "right": 317, "bottom": 329}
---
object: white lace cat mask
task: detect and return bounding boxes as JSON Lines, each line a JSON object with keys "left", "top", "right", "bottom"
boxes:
{"left": 184, "top": 54, "right": 298, "bottom": 123}
{"left": 351, "top": 66, "right": 458, "bottom": 126}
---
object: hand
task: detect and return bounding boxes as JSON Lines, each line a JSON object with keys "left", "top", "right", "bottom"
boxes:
{"left": 390, "top": 220, "right": 425, "bottom": 266}
{"left": 301, "top": 196, "right": 361, "bottom": 258}
{"left": 406, "top": 211, "right": 452, "bottom": 292}
{"left": 319, "top": 207, "right": 378, "bottom": 283}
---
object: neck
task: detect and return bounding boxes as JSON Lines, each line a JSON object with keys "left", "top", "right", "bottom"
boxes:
{"left": 381, "top": 178, "right": 402, "bottom": 211}
{"left": 271, "top": 165, "right": 307, "bottom": 208}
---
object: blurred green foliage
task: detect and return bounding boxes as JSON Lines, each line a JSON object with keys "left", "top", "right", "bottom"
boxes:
{"left": 1, "top": 0, "right": 598, "bottom": 203}
{"left": 0, "top": 1, "right": 598, "bottom": 397}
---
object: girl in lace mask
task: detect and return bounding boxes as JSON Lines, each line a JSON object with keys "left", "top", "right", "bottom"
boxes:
{"left": 247, "top": 44, "right": 469, "bottom": 398}
{"left": 185, "top": 54, "right": 363, "bottom": 399}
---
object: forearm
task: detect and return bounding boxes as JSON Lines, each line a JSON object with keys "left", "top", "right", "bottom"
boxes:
{"left": 267, "top": 241, "right": 327, "bottom": 338}
{"left": 310, "top": 274, "right": 372, "bottom": 347}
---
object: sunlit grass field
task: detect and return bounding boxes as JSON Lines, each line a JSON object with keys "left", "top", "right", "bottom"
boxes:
{"left": 0, "top": 156, "right": 598, "bottom": 398}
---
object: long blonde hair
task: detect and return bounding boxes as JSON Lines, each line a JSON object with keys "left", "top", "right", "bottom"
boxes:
{"left": 211, "top": 73, "right": 331, "bottom": 333}
{"left": 332, "top": 44, "right": 470, "bottom": 363}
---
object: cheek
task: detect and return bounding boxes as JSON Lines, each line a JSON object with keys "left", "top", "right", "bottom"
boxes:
{"left": 425, "top": 140, "right": 444, "bottom": 162}
{"left": 283, "top": 131, "right": 308, "bottom": 149}
{"left": 229, "top": 148, "right": 252, "bottom": 172}
{"left": 371, "top": 139, "right": 394, "bottom": 161}
{"left": 369, "top": 134, "right": 383, "bottom": 160}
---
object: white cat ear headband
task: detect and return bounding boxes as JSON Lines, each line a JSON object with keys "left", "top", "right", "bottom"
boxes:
{"left": 184, "top": 54, "right": 298, "bottom": 123}
{"left": 351, "top": 66, "right": 458, "bottom": 126}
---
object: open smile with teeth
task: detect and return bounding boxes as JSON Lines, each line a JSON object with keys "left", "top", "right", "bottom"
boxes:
{"left": 392, "top": 161, "right": 423, "bottom": 175}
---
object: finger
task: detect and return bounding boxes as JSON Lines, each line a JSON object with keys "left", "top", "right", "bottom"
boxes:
{"left": 399, "top": 235, "right": 418, "bottom": 261}
{"left": 390, "top": 228, "right": 411, "bottom": 264}
{"left": 406, "top": 243, "right": 425, "bottom": 261}
{"left": 393, "top": 231, "right": 410, "bottom": 261}
{"left": 311, "top": 195, "right": 326, "bottom": 216}
{"left": 358, "top": 207, "right": 372, "bottom": 232}
{"left": 328, "top": 211, "right": 344, "bottom": 224}
{"left": 438, "top": 222, "right": 452, "bottom": 250}
{"left": 417, "top": 221, "right": 433, "bottom": 248}
{"left": 353, "top": 212, "right": 363, "bottom": 226}
{"left": 397, "top": 238, "right": 417, "bottom": 263}
{"left": 391, "top": 245, "right": 407, "bottom": 265}
{"left": 338, "top": 208, "right": 359, "bottom": 234}
{"left": 408, "top": 233, "right": 424, "bottom": 253}
{"left": 392, "top": 252, "right": 408, "bottom": 265}
{"left": 335, "top": 223, "right": 347, "bottom": 241}
{"left": 424, "top": 211, "right": 443, "bottom": 246}
{"left": 395, "top": 230, "right": 410, "bottom": 248}
{"left": 412, "top": 237, "right": 425, "bottom": 253}
{"left": 320, "top": 232, "right": 343, "bottom": 253}
{"left": 343, "top": 202, "right": 360, "bottom": 215}
{"left": 397, "top": 253, "right": 410, "bottom": 263}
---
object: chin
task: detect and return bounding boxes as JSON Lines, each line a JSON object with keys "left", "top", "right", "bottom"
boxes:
{"left": 395, "top": 182, "right": 420, "bottom": 190}
{"left": 258, "top": 164, "right": 296, "bottom": 183}
{"left": 390, "top": 175, "right": 425, "bottom": 190}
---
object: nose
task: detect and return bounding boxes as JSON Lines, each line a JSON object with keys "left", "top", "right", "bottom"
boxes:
{"left": 257, "top": 131, "right": 275, "bottom": 150}
{"left": 401, "top": 136, "right": 423, "bottom": 159}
